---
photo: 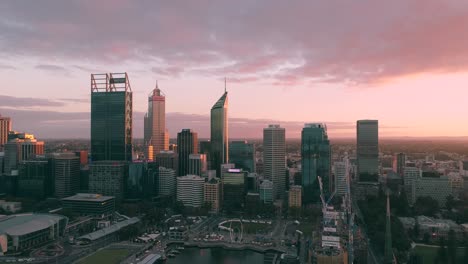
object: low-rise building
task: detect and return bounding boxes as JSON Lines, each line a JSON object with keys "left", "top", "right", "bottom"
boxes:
{"left": 288, "top": 185, "right": 302, "bottom": 208}
{"left": 203, "top": 178, "right": 222, "bottom": 213}
{"left": 0, "top": 214, "right": 68, "bottom": 253}
{"left": 176, "top": 175, "right": 204, "bottom": 208}
{"left": 61, "top": 193, "right": 115, "bottom": 218}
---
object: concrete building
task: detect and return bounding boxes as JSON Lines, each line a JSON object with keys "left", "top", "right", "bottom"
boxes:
{"left": 144, "top": 85, "right": 168, "bottom": 160}
{"left": 89, "top": 161, "right": 128, "bottom": 201}
{"left": 404, "top": 167, "right": 453, "bottom": 206}
{"left": 288, "top": 185, "right": 302, "bottom": 208}
{"left": 333, "top": 160, "right": 348, "bottom": 197}
{"left": 188, "top": 154, "right": 207, "bottom": 176}
{"left": 203, "top": 178, "right": 222, "bottom": 213}
{"left": 259, "top": 179, "right": 274, "bottom": 204}
{"left": 357, "top": 120, "right": 379, "bottom": 182}
{"left": 263, "top": 124, "right": 286, "bottom": 199}
{"left": 90, "top": 73, "right": 132, "bottom": 162}
{"left": 62, "top": 193, "right": 115, "bottom": 218}
{"left": 177, "top": 129, "right": 198, "bottom": 176}
{"left": 0, "top": 214, "right": 68, "bottom": 253}
{"left": 3, "top": 132, "right": 44, "bottom": 175}
{"left": 176, "top": 175, "right": 204, "bottom": 208}
{"left": 0, "top": 115, "right": 11, "bottom": 150}
{"left": 53, "top": 153, "right": 80, "bottom": 198}
{"left": 158, "top": 167, "right": 176, "bottom": 198}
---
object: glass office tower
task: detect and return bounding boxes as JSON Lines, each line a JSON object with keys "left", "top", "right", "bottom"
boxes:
{"left": 210, "top": 91, "right": 228, "bottom": 177}
{"left": 357, "top": 120, "right": 379, "bottom": 182}
{"left": 91, "top": 73, "right": 132, "bottom": 162}
{"left": 229, "top": 140, "right": 255, "bottom": 173}
{"left": 177, "top": 129, "right": 198, "bottom": 176}
{"left": 301, "top": 123, "right": 331, "bottom": 204}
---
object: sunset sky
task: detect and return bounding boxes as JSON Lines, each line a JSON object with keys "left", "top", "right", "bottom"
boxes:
{"left": 1, "top": 0, "right": 468, "bottom": 139}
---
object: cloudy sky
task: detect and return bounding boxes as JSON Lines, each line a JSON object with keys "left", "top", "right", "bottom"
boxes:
{"left": 1, "top": 0, "right": 468, "bottom": 139}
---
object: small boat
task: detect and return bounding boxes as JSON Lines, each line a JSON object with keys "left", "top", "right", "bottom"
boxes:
{"left": 171, "top": 250, "right": 180, "bottom": 254}
{"left": 176, "top": 246, "right": 185, "bottom": 250}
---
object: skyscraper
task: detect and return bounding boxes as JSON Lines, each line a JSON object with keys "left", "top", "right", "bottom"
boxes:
{"left": 392, "top": 152, "right": 406, "bottom": 178}
{"left": 0, "top": 115, "right": 11, "bottom": 150}
{"left": 53, "top": 153, "right": 80, "bottom": 198}
{"left": 210, "top": 91, "right": 228, "bottom": 177}
{"left": 357, "top": 120, "right": 379, "bottom": 182}
{"left": 177, "top": 129, "right": 198, "bottom": 176}
{"left": 18, "top": 158, "right": 52, "bottom": 199}
{"left": 301, "top": 123, "right": 331, "bottom": 204}
{"left": 4, "top": 132, "right": 44, "bottom": 175}
{"left": 91, "top": 73, "right": 132, "bottom": 162}
{"left": 144, "top": 84, "right": 168, "bottom": 160}
{"left": 263, "top": 124, "right": 286, "bottom": 199}
{"left": 155, "top": 150, "right": 178, "bottom": 174}
{"left": 188, "top": 154, "right": 207, "bottom": 176}
{"left": 229, "top": 141, "right": 256, "bottom": 173}
{"left": 89, "top": 161, "right": 128, "bottom": 201}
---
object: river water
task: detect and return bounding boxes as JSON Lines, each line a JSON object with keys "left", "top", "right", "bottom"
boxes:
{"left": 165, "top": 247, "right": 265, "bottom": 264}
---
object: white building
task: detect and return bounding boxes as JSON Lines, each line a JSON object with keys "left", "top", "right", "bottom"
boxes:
{"left": 263, "top": 124, "right": 286, "bottom": 199}
{"left": 404, "top": 167, "right": 453, "bottom": 207}
{"left": 333, "top": 161, "right": 347, "bottom": 196}
{"left": 177, "top": 175, "right": 205, "bottom": 207}
{"left": 158, "top": 167, "right": 176, "bottom": 197}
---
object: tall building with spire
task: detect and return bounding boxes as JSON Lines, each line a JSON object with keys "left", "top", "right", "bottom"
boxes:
{"left": 144, "top": 83, "right": 168, "bottom": 160}
{"left": 210, "top": 87, "right": 228, "bottom": 177}
{"left": 91, "top": 73, "right": 132, "bottom": 162}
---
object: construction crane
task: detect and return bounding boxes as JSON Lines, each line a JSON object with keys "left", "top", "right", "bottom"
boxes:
{"left": 343, "top": 154, "right": 354, "bottom": 264}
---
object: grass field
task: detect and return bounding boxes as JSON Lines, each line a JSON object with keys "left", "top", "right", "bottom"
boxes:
{"left": 77, "top": 248, "right": 131, "bottom": 264}
{"left": 413, "top": 245, "right": 465, "bottom": 264}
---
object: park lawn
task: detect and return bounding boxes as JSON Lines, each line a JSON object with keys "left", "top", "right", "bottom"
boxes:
{"left": 413, "top": 245, "right": 465, "bottom": 264}
{"left": 77, "top": 248, "right": 131, "bottom": 264}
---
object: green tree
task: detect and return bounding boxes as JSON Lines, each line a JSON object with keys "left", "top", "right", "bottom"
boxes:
{"left": 413, "top": 218, "right": 420, "bottom": 240}
{"left": 437, "top": 237, "right": 448, "bottom": 264}
{"left": 414, "top": 196, "right": 439, "bottom": 217}
{"left": 423, "top": 232, "right": 431, "bottom": 244}
{"left": 446, "top": 195, "right": 455, "bottom": 211}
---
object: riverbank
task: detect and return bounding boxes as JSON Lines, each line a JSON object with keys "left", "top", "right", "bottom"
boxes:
{"left": 167, "top": 241, "right": 285, "bottom": 254}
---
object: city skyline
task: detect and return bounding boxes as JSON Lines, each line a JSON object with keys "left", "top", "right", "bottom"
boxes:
{"left": 1, "top": 1, "right": 468, "bottom": 139}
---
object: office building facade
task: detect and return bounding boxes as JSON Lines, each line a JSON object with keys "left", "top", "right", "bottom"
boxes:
{"left": 204, "top": 178, "right": 222, "bottom": 213}
{"left": 259, "top": 179, "right": 274, "bottom": 204}
{"left": 89, "top": 161, "right": 128, "bottom": 201}
{"left": 263, "top": 125, "right": 286, "bottom": 199}
{"left": 53, "top": 154, "right": 80, "bottom": 198}
{"left": 177, "top": 129, "right": 198, "bottom": 176}
{"left": 144, "top": 85, "right": 168, "bottom": 160}
{"left": 188, "top": 154, "right": 207, "bottom": 176}
{"left": 90, "top": 73, "right": 132, "bottom": 162}
{"left": 289, "top": 185, "right": 302, "bottom": 208}
{"left": 4, "top": 132, "right": 44, "bottom": 175}
{"left": 18, "top": 158, "right": 52, "bottom": 199}
{"left": 393, "top": 153, "right": 406, "bottom": 178}
{"left": 0, "top": 115, "right": 11, "bottom": 150}
{"left": 158, "top": 167, "right": 176, "bottom": 197}
{"left": 210, "top": 92, "right": 228, "bottom": 177}
{"left": 62, "top": 193, "right": 115, "bottom": 217}
{"left": 222, "top": 168, "right": 246, "bottom": 212}
{"left": 229, "top": 140, "right": 255, "bottom": 173}
{"left": 357, "top": 120, "right": 379, "bottom": 182}
{"left": 176, "top": 175, "right": 205, "bottom": 208}
{"left": 301, "top": 123, "right": 331, "bottom": 204}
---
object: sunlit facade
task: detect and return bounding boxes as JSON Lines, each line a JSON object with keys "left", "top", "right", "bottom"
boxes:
{"left": 144, "top": 84, "right": 168, "bottom": 160}
{"left": 210, "top": 91, "right": 228, "bottom": 177}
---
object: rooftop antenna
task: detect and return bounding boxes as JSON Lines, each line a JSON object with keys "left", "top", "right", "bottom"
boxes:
{"left": 224, "top": 77, "right": 227, "bottom": 93}
{"left": 155, "top": 80, "right": 158, "bottom": 89}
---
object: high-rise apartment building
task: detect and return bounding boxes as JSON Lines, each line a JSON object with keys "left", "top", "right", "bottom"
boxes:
{"left": 210, "top": 91, "right": 228, "bottom": 177}
{"left": 91, "top": 73, "right": 132, "bottom": 162}
{"left": 89, "top": 161, "right": 128, "bottom": 201}
{"left": 357, "top": 120, "right": 379, "bottom": 182}
{"left": 176, "top": 175, "right": 204, "bottom": 207}
{"left": 263, "top": 124, "right": 286, "bottom": 199}
{"left": 288, "top": 185, "right": 302, "bottom": 208}
{"left": 188, "top": 154, "right": 207, "bottom": 176}
{"left": 177, "top": 129, "right": 198, "bottom": 176}
{"left": 4, "top": 132, "right": 44, "bottom": 175}
{"left": 301, "top": 123, "right": 331, "bottom": 204}
{"left": 158, "top": 167, "right": 176, "bottom": 198}
{"left": 0, "top": 115, "right": 11, "bottom": 150}
{"left": 204, "top": 178, "right": 222, "bottom": 213}
{"left": 333, "top": 160, "right": 348, "bottom": 197}
{"left": 144, "top": 84, "right": 168, "bottom": 160}
{"left": 53, "top": 153, "right": 80, "bottom": 198}
{"left": 229, "top": 141, "right": 255, "bottom": 173}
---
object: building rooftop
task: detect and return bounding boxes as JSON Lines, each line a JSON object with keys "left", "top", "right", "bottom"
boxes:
{"left": 0, "top": 213, "right": 66, "bottom": 237}
{"left": 78, "top": 217, "right": 140, "bottom": 241}
{"left": 62, "top": 193, "right": 114, "bottom": 202}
